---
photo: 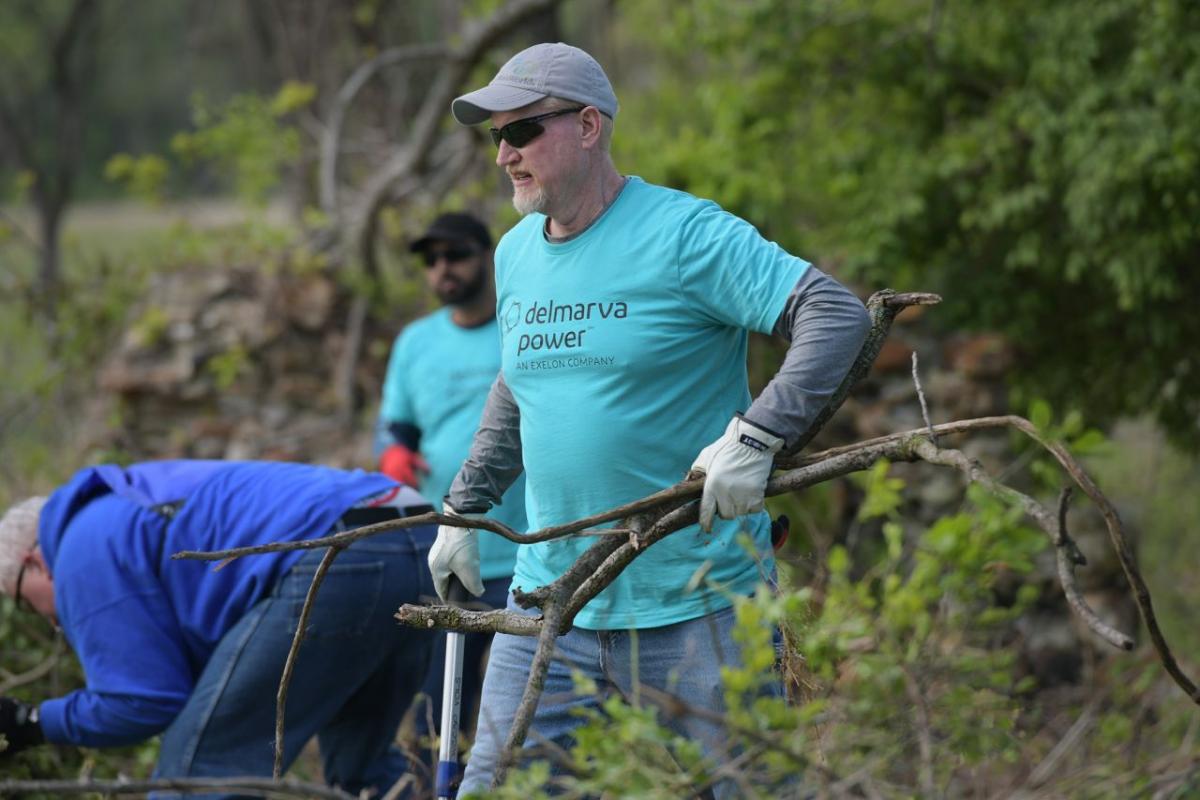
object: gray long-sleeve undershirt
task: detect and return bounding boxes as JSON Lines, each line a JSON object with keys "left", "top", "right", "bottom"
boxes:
{"left": 742, "top": 266, "right": 871, "bottom": 445}
{"left": 447, "top": 373, "right": 524, "bottom": 513}
{"left": 446, "top": 266, "right": 870, "bottom": 513}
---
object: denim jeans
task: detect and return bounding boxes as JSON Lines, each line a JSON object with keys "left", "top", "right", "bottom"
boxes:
{"left": 412, "top": 575, "right": 511, "bottom": 758}
{"left": 460, "top": 598, "right": 779, "bottom": 799}
{"left": 153, "top": 525, "right": 437, "bottom": 799}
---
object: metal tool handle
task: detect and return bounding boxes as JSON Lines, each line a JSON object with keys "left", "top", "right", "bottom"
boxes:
{"left": 435, "top": 576, "right": 470, "bottom": 799}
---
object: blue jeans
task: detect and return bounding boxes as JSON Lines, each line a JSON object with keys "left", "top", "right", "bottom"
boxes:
{"left": 153, "top": 525, "right": 437, "bottom": 799}
{"left": 460, "top": 599, "right": 779, "bottom": 799}
{"left": 412, "top": 576, "right": 511, "bottom": 755}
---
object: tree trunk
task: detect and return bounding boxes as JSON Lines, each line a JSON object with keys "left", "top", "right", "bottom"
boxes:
{"left": 36, "top": 197, "right": 63, "bottom": 321}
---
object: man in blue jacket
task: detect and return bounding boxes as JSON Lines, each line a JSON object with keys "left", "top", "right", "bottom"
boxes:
{"left": 0, "top": 460, "right": 437, "bottom": 798}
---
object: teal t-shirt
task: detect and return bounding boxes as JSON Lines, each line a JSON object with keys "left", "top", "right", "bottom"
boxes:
{"left": 495, "top": 177, "right": 808, "bottom": 629}
{"left": 380, "top": 308, "right": 524, "bottom": 580}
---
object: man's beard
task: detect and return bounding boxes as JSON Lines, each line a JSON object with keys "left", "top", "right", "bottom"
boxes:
{"left": 437, "top": 267, "right": 487, "bottom": 306}
{"left": 512, "top": 183, "right": 547, "bottom": 216}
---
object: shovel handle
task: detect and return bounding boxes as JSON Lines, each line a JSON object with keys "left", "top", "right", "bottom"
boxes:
{"left": 436, "top": 575, "right": 471, "bottom": 799}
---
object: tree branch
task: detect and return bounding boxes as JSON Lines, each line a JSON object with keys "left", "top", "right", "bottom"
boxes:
{"left": 348, "top": 0, "right": 562, "bottom": 270}
{"left": 274, "top": 544, "right": 344, "bottom": 779}
{"left": 318, "top": 43, "right": 445, "bottom": 220}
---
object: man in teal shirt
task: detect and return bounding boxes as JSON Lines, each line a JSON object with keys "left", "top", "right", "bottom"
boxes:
{"left": 376, "top": 212, "right": 525, "bottom": 739}
{"left": 431, "top": 44, "right": 870, "bottom": 796}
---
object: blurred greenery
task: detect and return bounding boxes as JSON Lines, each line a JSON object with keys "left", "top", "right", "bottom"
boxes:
{"left": 1, "top": 0, "right": 1198, "bottom": 794}
{"left": 616, "top": 0, "right": 1200, "bottom": 449}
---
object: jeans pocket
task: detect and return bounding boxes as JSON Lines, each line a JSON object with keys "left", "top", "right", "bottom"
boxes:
{"left": 285, "top": 560, "right": 385, "bottom": 639}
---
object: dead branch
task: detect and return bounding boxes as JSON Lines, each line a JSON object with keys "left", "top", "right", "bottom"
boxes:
{"left": 911, "top": 351, "right": 938, "bottom": 446}
{"left": 394, "top": 601, "right": 541, "bottom": 636}
{"left": 274, "top": 544, "right": 344, "bottom": 779}
{"left": 912, "top": 439, "right": 1134, "bottom": 651}
{"left": 391, "top": 418, "right": 1198, "bottom": 785}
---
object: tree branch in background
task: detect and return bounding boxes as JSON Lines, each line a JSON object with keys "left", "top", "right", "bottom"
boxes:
{"left": 318, "top": 43, "right": 445, "bottom": 223}
{"left": 315, "top": 0, "right": 562, "bottom": 426}
{"left": 348, "top": 0, "right": 563, "bottom": 275}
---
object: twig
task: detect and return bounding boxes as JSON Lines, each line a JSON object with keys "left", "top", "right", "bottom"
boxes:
{"left": 1023, "top": 700, "right": 1099, "bottom": 789}
{"left": 348, "top": 0, "right": 563, "bottom": 268}
{"left": 913, "top": 438, "right": 1134, "bottom": 650}
{"left": 0, "top": 777, "right": 356, "bottom": 799}
{"left": 0, "top": 637, "right": 63, "bottom": 694}
{"left": 173, "top": 512, "right": 628, "bottom": 563}
{"left": 911, "top": 351, "right": 938, "bottom": 446}
{"left": 274, "top": 544, "right": 344, "bottom": 779}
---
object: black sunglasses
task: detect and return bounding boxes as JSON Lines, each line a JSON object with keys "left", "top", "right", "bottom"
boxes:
{"left": 422, "top": 245, "right": 479, "bottom": 268}
{"left": 489, "top": 107, "right": 585, "bottom": 148}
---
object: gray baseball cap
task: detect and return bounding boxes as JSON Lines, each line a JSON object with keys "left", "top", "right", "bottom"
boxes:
{"left": 452, "top": 42, "right": 618, "bottom": 125}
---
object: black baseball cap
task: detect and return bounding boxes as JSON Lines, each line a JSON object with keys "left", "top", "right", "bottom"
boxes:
{"left": 409, "top": 212, "right": 492, "bottom": 254}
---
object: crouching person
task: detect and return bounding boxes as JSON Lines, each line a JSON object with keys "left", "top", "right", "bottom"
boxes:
{"left": 0, "top": 460, "right": 438, "bottom": 798}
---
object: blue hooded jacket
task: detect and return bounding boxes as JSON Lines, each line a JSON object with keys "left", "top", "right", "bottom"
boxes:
{"left": 36, "top": 460, "right": 398, "bottom": 747}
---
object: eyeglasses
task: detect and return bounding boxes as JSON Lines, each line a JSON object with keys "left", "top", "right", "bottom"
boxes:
{"left": 14, "top": 551, "right": 31, "bottom": 612}
{"left": 422, "top": 246, "right": 479, "bottom": 268}
{"left": 489, "top": 107, "right": 585, "bottom": 148}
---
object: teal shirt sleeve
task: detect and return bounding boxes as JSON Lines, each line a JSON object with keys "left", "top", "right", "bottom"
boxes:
{"left": 675, "top": 201, "right": 808, "bottom": 334}
{"left": 380, "top": 328, "right": 416, "bottom": 427}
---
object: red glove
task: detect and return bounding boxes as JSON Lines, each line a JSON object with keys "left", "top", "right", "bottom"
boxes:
{"left": 379, "top": 445, "right": 430, "bottom": 488}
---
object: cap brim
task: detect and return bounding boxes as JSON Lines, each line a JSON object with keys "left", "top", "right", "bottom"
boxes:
{"left": 409, "top": 231, "right": 464, "bottom": 253}
{"left": 408, "top": 235, "right": 437, "bottom": 254}
{"left": 451, "top": 83, "right": 548, "bottom": 125}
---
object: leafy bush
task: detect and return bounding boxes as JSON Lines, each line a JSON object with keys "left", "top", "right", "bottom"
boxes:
{"left": 488, "top": 464, "right": 1194, "bottom": 798}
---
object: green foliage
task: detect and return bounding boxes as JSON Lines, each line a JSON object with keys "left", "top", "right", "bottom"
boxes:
{"left": 171, "top": 89, "right": 307, "bottom": 204}
{"left": 1020, "top": 398, "right": 1111, "bottom": 490}
{"left": 269, "top": 80, "right": 318, "bottom": 117}
{"left": 104, "top": 154, "right": 170, "bottom": 204}
{"left": 851, "top": 460, "right": 905, "bottom": 521}
{"left": 617, "top": 0, "right": 1200, "bottom": 448}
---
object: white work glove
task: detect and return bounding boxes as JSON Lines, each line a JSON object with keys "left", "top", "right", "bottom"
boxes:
{"left": 690, "top": 415, "right": 784, "bottom": 533}
{"left": 428, "top": 502, "right": 485, "bottom": 601}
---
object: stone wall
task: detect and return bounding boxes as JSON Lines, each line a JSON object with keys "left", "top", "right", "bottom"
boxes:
{"left": 89, "top": 265, "right": 392, "bottom": 468}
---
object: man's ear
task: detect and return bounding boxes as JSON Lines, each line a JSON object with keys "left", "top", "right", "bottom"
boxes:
{"left": 579, "top": 106, "right": 604, "bottom": 150}
{"left": 27, "top": 547, "right": 47, "bottom": 573}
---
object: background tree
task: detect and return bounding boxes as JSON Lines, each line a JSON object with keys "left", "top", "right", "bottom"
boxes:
{"left": 0, "top": 0, "right": 100, "bottom": 317}
{"left": 615, "top": 0, "right": 1200, "bottom": 448}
